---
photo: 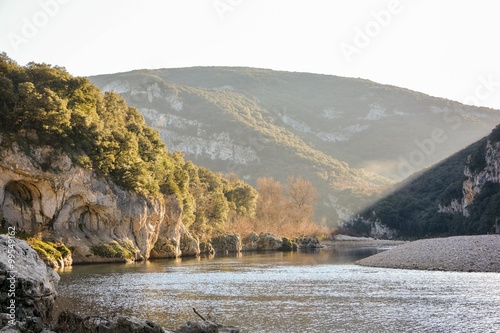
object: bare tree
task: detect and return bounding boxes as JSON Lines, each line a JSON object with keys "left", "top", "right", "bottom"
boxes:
{"left": 286, "top": 176, "right": 319, "bottom": 211}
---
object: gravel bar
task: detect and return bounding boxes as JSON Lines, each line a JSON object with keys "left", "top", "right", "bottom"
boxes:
{"left": 356, "top": 235, "right": 500, "bottom": 272}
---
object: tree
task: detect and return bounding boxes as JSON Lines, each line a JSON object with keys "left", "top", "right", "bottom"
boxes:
{"left": 224, "top": 175, "right": 257, "bottom": 217}
{"left": 286, "top": 176, "right": 319, "bottom": 211}
{"left": 255, "top": 177, "right": 290, "bottom": 233}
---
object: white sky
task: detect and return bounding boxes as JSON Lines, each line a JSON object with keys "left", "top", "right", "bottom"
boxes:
{"left": 1, "top": 0, "right": 500, "bottom": 109}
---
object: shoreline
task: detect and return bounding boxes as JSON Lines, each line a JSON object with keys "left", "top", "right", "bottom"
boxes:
{"left": 322, "top": 236, "right": 406, "bottom": 248}
{"left": 356, "top": 234, "right": 500, "bottom": 273}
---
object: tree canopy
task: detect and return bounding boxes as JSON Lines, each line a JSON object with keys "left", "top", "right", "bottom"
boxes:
{"left": 0, "top": 54, "right": 262, "bottom": 237}
{"left": 0, "top": 54, "right": 326, "bottom": 240}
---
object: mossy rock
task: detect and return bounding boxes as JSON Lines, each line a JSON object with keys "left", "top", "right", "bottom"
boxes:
{"left": 27, "top": 238, "right": 72, "bottom": 268}
{"left": 90, "top": 241, "right": 135, "bottom": 260}
{"left": 280, "top": 237, "right": 298, "bottom": 252}
{"left": 151, "top": 238, "right": 178, "bottom": 258}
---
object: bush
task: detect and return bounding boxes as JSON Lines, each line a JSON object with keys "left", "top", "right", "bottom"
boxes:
{"left": 27, "top": 238, "right": 71, "bottom": 268}
{"left": 90, "top": 241, "right": 134, "bottom": 260}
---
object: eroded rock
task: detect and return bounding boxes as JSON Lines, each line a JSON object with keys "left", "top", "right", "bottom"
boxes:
{"left": 241, "top": 232, "right": 259, "bottom": 251}
{"left": 211, "top": 234, "right": 242, "bottom": 254}
{"left": 55, "top": 311, "right": 171, "bottom": 333}
{"left": 0, "top": 235, "right": 59, "bottom": 327}
{"left": 174, "top": 320, "right": 240, "bottom": 333}
{"left": 256, "top": 233, "right": 282, "bottom": 251}
{"left": 296, "top": 237, "right": 322, "bottom": 250}
{"left": 0, "top": 144, "right": 194, "bottom": 264}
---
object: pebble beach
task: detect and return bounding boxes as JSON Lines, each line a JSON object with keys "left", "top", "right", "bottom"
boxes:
{"left": 356, "top": 235, "right": 500, "bottom": 272}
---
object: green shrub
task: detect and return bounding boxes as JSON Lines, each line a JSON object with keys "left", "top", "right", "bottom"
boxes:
{"left": 27, "top": 238, "right": 71, "bottom": 267}
{"left": 90, "top": 241, "right": 134, "bottom": 260}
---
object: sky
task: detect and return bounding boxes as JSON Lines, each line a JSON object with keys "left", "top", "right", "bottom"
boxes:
{"left": 1, "top": 0, "right": 500, "bottom": 109}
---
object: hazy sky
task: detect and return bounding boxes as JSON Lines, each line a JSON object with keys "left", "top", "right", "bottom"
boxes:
{"left": 1, "top": 0, "right": 499, "bottom": 109}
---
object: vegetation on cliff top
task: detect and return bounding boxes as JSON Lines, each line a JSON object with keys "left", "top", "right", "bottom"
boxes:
{"left": 0, "top": 53, "right": 171, "bottom": 197}
{"left": 0, "top": 54, "right": 326, "bottom": 241}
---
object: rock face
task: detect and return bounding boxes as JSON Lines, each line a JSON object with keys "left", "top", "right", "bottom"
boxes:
{"left": 241, "top": 232, "right": 260, "bottom": 251}
{"left": 211, "top": 234, "right": 242, "bottom": 254}
{"left": 0, "top": 143, "right": 199, "bottom": 264}
{"left": 445, "top": 140, "right": 500, "bottom": 216}
{"left": 255, "top": 233, "right": 283, "bottom": 251}
{"left": 0, "top": 235, "right": 59, "bottom": 326}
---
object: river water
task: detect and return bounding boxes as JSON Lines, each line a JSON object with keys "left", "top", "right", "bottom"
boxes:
{"left": 56, "top": 247, "right": 500, "bottom": 333}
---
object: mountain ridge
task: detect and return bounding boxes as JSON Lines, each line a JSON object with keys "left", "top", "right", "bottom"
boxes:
{"left": 90, "top": 66, "right": 500, "bottom": 223}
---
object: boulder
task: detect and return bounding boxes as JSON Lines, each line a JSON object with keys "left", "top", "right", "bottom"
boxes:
{"left": 179, "top": 224, "right": 200, "bottom": 257}
{"left": 296, "top": 237, "right": 322, "bottom": 250}
{"left": 0, "top": 314, "right": 56, "bottom": 333}
{"left": 256, "top": 233, "right": 282, "bottom": 251}
{"left": 199, "top": 242, "right": 215, "bottom": 255}
{"left": 55, "top": 311, "right": 171, "bottom": 333}
{"left": 174, "top": 320, "right": 240, "bottom": 333}
{"left": 241, "top": 232, "right": 259, "bottom": 251}
{"left": 211, "top": 235, "right": 242, "bottom": 254}
{"left": 0, "top": 235, "right": 59, "bottom": 327}
{"left": 150, "top": 238, "right": 179, "bottom": 258}
{"left": 279, "top": 237, "right": 298, "bottom": 252}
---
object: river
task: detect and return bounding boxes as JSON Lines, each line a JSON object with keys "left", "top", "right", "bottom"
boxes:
{"left": 56, "top": 246, "right": 500, "bottom": 333}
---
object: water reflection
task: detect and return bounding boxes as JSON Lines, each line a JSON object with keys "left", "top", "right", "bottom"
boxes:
{"left": 56, "top": 247, "right": 500, "bottom": 333}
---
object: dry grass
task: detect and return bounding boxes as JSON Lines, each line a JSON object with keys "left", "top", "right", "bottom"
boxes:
{"left": 223, "top": 215, "right": 332, "bottom": 239}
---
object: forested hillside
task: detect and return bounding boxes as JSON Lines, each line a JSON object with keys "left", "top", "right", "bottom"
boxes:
{"left": 0, "top": 54, "right": 322, "bottom": 246}
{"left": 0, "top": 55, "right": 256, "bottom": 240}
{"left": 90, "top": 67, "right": 500, "bottom": 224}
{"left": 348, "top": 125, "right": 500, "bottom": 238}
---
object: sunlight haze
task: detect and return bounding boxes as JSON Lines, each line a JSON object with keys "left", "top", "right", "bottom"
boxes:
{"left": 1, "top": 0, "right": 499, "bottom": 109}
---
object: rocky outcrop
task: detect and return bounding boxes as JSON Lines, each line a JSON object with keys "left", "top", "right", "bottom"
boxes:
{"left": 241, "top": 232, "right": 259, "bottom": 251}
{"left": 255, "top": 233, "right": 282, "bottom": 251}
{"left": 0, "top": 142, "right": 194, "bottom": 264}
{"left": 54, "top": 313, "right": 243, "bottom": 333}
{"left": 149, "top": 198, "right": 199, "bottom": 259}
{"left": 0, "top": 235, "right": 241, "bottom": 333}
{"left": 279, "top": 237, "right": 298, "bottom": 252}
{"left": 242, "top": 232, "right": 284, "bottom": 251}
{"left": 175, "top": 320, "right": 240, "bottom": 333}
{"left": 199, "top": 242, "right": 215, "bottom": 255}
{"left": 211, "top": 234, "right": 242, "bottom": 254}
{"left": 55, "top": 311, "right": 170, "bottom": 333}
{"left": 241, "top": 233, "right": 320, "bottom": 252}
{"left": 440, "top": 140, "right": 500, "bottom": 217}
{"left": 295, "top": 237, "right": 322, "bottom": 250}
{"left": 0, "top": 235, "right": 59, "bottom": 328}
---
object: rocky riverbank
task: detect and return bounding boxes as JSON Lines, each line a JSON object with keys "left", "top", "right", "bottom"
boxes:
{"left": 356, "top": 235, "right": 500, "bottom": 272}
{"left": 0, "top": 235, "right": 241, "bottom": 333}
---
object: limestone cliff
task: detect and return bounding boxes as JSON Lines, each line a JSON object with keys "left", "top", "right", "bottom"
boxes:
{"left": 439, "top": 139, "right": 500, "bottom": 216}
{"left": 0, "top": 137, "right": 199, "bottom": 264}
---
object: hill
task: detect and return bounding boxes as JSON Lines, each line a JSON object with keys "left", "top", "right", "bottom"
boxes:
{"left": 0, "top": 54, "right": 260, "bottom": 263}
{"left": 348, "top": 125, "right": 500, "bottom": 238}
{"left": 90, "top": 67, "right": 500, "bottom": 223}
